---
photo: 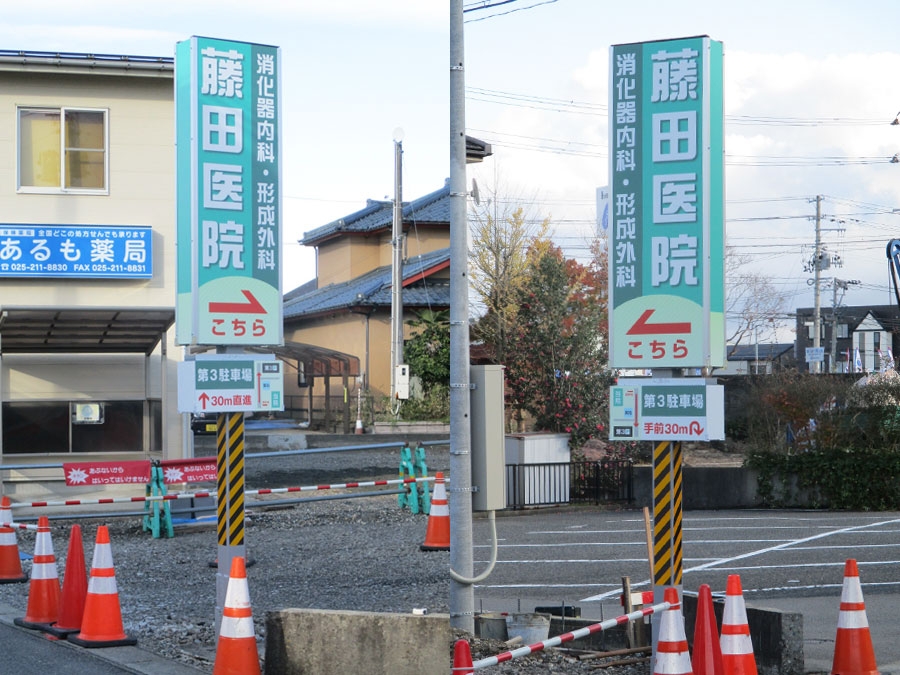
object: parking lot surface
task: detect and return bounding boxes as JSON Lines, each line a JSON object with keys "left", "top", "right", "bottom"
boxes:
{"left": 471, "top": 508, "right": 900, "bottom": 672}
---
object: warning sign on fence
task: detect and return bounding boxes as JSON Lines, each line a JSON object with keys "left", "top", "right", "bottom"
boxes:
{"left": 64, "top": 461, "right": 150, "bottom": 486}
{"left": 160, "top": 458, "right": 217, "bottom": 484}
{"left": 63, "top": 458, "right": 217, "bottom": 487}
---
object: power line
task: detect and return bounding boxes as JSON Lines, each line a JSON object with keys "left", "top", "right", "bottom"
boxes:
{"left": 464, "top": 0, "right": 558, "bottom": 22}
{"left": 467, "top": 86, "right": 891, "bottom": 127}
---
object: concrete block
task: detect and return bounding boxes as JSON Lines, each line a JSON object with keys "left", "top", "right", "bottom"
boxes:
{"left": 265, "top": 433, "right": 308, "bottom": 451}
{"left": 683, "top": 593, "right": 804, "bottom": 675}
{"left": 264, "top": 608, "right": 450, "bottom": 675}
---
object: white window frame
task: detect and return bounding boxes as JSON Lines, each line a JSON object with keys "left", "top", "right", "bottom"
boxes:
{"left": 16, "top": 106, "right": 109, "bottom": 195}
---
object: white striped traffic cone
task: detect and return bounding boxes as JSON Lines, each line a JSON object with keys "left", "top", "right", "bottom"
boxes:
{"left": 14, "top": 515, "right": 59, "bottom": 630}
{"left": 831, "top": 559, "right": 878, "bottom": 675}
{"left": 720, "top": 574, "right": 757, "bottom": 675}
{"left": 420, "top": 472, "right": 450, "bottom": 551}
{"left": 653, "top": 587, "right": 693, "bottom": 675}
{"left": 0, "top": 496, "right": 27, "bottom": 584}
{"left": 213, "top": 556, "right": 260, "bottom": 675}
{"left": 67, "top": 525, "right": 136, "bottom": 648}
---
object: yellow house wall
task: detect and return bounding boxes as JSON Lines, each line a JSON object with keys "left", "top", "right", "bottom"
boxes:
{"left": 315, "top": 228, "right": 450, "bottom": 287}
{"left": 285, "top": 309, "right": 405, "bottom": 402}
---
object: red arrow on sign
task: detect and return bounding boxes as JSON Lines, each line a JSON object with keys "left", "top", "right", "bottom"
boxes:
{"left": 208, "top": 290, "right": 266, "bottom": 314}
{"left": 626, "top": 309, "right": 691, "bottom": 335}
{"left": 198, "top": 392, "right": 210, "bottom": 410}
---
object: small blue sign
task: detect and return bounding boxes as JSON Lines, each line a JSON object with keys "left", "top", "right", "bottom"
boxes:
{"left": 0, "top": 224, "right": 152, "bottom": 278}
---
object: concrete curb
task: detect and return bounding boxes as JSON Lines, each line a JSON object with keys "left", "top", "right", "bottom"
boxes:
{"left": 0, "top": 602, "right": 206, "bottom": 674}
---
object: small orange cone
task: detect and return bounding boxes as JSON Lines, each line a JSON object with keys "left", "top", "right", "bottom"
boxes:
{"left": 720, "top": 575, "right": 757, "bottom": 675}
{"left": 420, "top": 472, "right": 450, "bottom": 551}
{"left": 831, "top": 559, "right": 878, "bottom": 675}
{"left": 0, "top": 496, "right": 27, "bottom": 584}
{"left": 213, "top": 556, "right": 260, "bottom": 675}
{"left": 692, "top": 583, "right": 725, "bottom": 675}
{"left": 46, "top": 524, "right": 88, "bottom": 637}
{"left": 653, "top": 587, "right": 693, "bottom": 675}
{"left": 14, "top": 515, "right": 60, "bottom": 630}
{"left": 67, "top": 525, "right": 136, "bottom": 648}
{"left": 452, "top": 638, "right": 474, "bottom": 674}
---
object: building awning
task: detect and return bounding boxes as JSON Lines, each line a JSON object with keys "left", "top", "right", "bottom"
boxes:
{"left": 0, "top": 307, "right": 175, "bottom": 355}
{"left": 192, "top": 341, "right": 361, "bottom": 379}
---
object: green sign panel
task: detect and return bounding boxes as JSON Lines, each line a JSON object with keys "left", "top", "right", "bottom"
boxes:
{"left": 195, "top": 360, "right": 255, "bottom": 390}
{"left": 608, "top": 37, "right": 724, "bottom": 369}
{"left": 175, "top": 37, "right": 283, "bottom": 346}
{"left": 177, "top": 355, "right": 284, "bottom": 413}
{"left": 609, "top": 380, "right": 723, "bottom": 441}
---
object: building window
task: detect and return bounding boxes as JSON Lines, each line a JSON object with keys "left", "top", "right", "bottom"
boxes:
{"left": 837, "top": 323, "right": 849, "bottom": 339}
{"left": 2, "top": 400, "right": 146, "bottom": 453}
{"left": 805, "top": 322, "right": 824, "bottom": 340}
{"left": 17, "top": 107, "right": 108, "bottom": 192}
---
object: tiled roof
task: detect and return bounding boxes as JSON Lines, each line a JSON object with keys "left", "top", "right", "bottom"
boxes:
{"left": 283, "top": 248, "right": 450, "bottom": 320}
{"left": 300, "top": 180, "right": 450, "bottom": 245}
{"left": 727, "top": 343, "right": 794, "bottom": 361}
{"left": 796, "top": 305, "right": 900, "bottom": 332}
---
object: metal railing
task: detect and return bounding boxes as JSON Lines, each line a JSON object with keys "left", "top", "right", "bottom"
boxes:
{"left": 505, "top": 459, "right": 633, "bottom": 509}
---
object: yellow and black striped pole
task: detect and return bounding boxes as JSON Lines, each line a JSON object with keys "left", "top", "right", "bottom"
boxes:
{"left": 651, "top": 439, "right": 683, "bottom": 655}
{"left": 215, "top": 411, "right": 246, "bottom": 639}
{"left": 652, "top": 440, "right": 683, "bottom": 588}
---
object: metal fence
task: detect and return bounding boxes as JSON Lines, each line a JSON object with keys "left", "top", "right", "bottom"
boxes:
{"left": 505, "top": 460, "right": 634, "bottom": 509}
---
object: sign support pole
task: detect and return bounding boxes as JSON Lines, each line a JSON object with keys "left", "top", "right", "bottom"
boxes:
{"left": 215, "top": 411, "right": 246, "bottom": 640}
{"left": 651, "top": 439, "right": 683, "bottom": 652}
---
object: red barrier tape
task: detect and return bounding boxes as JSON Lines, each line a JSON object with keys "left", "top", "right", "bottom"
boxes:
{"left": 471, "top": 602, "right": 668, "bottom": 670}
{"left": 7, "top": 476, "right": 435, "bottom": 511}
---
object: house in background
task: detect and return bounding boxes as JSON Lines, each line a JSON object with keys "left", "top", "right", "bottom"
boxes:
{"left": 282, "top": 182, "right": 452, "bottom": 423}
{"left": 795, "top": 304, "right": 900, "bottom": 373}
{"left": 718, "top": 343, "right": 795, "bottom": 375}
{"left": 0, "top": 51, "right": 183, "bottom": 481}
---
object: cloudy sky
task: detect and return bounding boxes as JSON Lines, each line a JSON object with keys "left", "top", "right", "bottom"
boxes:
{"left": 4, "top": 1, "right": 900, "bottom": 341}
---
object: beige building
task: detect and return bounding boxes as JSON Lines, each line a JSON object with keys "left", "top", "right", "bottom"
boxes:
{"left": 0, "top": 51, "right": 184, "bottom": 487}
{"left": 283, "top": 183, "right": 452, "bottom": 425}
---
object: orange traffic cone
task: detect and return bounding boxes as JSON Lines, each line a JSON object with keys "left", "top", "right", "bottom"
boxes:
{"left": 692, "top": 583, "right": 725, "bottom": 675}
{"left": 831, "top": 559, "right": 878, "bottom": 675}
{"left": 14, "top": 515, "right": 60, "bottom": 630}
{"left": 0, "top": 496, "right": 27, "bottom": 584}
{"left": 720, "top": 575, "right": 757, "bottom": 675}
{"left": 46, "top": 524, "right": 88, "bottom": 637}
{"left": 452, "top": 638, "right": 474, "bottom": 674}
{"left": 420, "top": 472, "right": 450, "bottom": 551}
{"left": 67, "top": 525, "right": 136, "bottom": 648}
{"left": 213, "top": 556, "right": 260, "bottom": 675}
{"left": 653, "top": 587, "right": 693, "bottom": 675}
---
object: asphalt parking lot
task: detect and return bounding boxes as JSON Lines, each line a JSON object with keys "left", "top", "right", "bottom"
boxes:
{"left": 470, "top": 508, "right": 900, "bottom": 672}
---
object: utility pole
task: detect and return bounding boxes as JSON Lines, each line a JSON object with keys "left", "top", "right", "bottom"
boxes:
{"left": 813, "top": 195, "right": 822, "bottom": 374}
{"left": 830, "top": 278, "right": 860, "bottom": 373}
{"left": 449, "top": 0, "right": 475, "bottom": 633}
{"left": 390, "top": 131, "right": 404, "bottom": 405}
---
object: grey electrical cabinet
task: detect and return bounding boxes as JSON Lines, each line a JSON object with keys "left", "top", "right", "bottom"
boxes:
{"left": 470, "top": 364, "right": 506, "bottom": 511}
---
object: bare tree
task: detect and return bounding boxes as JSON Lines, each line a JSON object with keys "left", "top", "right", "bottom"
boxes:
{"left": 726, "top": 246, "right": 788, "bottom": 351}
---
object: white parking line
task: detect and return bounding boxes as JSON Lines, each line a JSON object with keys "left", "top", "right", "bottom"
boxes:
{"left": 580, "top": 515, "right": 900, "bottom": 602}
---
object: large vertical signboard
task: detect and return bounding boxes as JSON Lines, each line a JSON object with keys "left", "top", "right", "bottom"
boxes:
{"left": 175, "top": 37, "right": 283, "bottom": 346}
{"left": 609, "top": 36, "right": 724, "bottom": 369}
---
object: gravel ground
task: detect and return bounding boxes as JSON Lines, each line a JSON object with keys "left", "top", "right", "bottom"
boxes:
{"left": 0, "top": 438, "right": 653, "bottom": 674}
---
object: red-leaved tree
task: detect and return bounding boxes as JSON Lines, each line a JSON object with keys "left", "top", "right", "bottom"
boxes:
{"left": 504, "top": 242, "right": 613, "bottom": 451}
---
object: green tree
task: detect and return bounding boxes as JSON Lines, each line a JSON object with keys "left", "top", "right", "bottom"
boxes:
{"left": 400, "top": 309, "right": 450, "bottom": 421}
{"left": 505, "top": 243, "right": 613, "bottom": 450}
{"left": 404, "top": 309, "right": 450, "bottom": 388}
{"left": 469, "top": 181, "right": 550, "bottom": 364}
